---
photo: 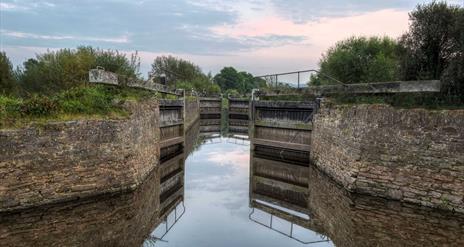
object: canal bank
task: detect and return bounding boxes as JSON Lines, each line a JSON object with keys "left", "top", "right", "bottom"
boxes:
{"left": 310, "top": 99, "right": 464, "bottom": 213}
{"left": 0, "top": 99, "right": 161, "bottom": 212}
{"left": 2, "top": 94, "right": 463, "bottom": 214}
{"left": 0, "top": 91, "right": 201, "bottom": 213}
{"left": 248, "top": 98, "right": 464, "bottom": 213}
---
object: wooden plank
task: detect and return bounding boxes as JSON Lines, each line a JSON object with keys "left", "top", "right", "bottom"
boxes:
{"left": 253, "top": 138, "right": 310, "bottom": 152}
{"left": 160, "top": 137, "right": 184, "bottom": 148}
{"left": 255, "top": 120, "right": 312, "bottom": 130}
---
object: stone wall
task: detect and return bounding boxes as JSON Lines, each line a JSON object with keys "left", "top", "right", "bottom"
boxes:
{"left": 307, "top": 165, "right": 464, "bottom": 247}
{"left": 0, "top": 166, "right": 162, "bottom": 247}
{"left": 0, "top": 100, "right": 160, "bottom": 212}
{"left": 311, "top": 100, "right": 464, "bottom": 212}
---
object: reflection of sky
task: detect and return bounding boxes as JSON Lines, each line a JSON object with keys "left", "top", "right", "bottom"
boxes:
{"left": 150, "top": 137, "right": 333, "bottom": 247}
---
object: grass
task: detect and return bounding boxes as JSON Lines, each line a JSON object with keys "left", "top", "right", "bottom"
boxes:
{"left": 331, "top": 93, "right": 464, "bottom": 110}
{"left": 0, "top": 84, "right": 157, "bottom": 129}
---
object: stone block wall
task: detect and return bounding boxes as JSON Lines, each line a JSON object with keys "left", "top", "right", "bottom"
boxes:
{"left": 311, "top": 100, "right": 464, "bottom": 212}
{"left": 307, "top": 165, "right": 464, "bottom": 247}
{"left": 0, "top": 165, "right": 162, "bottom": 247}
{"left": 0, "top": 100, "right": 160, "bottom": 212}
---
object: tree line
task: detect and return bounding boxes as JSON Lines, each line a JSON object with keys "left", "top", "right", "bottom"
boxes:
{"left": 310, "top": 1, "right": 463, "bottom": 104}
{"left": 0, "top": 49, "right": 266, "bottom": 97}
{"left": 1, "top": 1, "right": 462, "bottom": 102}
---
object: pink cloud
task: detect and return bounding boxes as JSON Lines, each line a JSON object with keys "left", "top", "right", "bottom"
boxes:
{"left": 2, "top": 9, "right": 411, "bottom": 78}
{"left": 207, "top": 149, "right": 249, "bottom": 169}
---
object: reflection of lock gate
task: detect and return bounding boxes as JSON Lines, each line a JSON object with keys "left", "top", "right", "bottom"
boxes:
{"left": 248, "top": 152, "right": 333, "bottom": 244}
{"left": 226, "top": 135, "right": 250, "bottom": 146}
{"left": 248, "top": 97, "right": 332, "bottom": 245}
{"left": 248, "top": 204, "right": 329, "bottom": 245}
{"left": 144, "top": 200, "right": 186, "bottom": 245}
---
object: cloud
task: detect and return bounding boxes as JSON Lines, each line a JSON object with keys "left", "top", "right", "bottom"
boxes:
{"left": 0, "top": 1, "right": 55, "bottom": 12}
{"left": 0, "top": 0, "right": 249, "bottom": 54}
{"left": 0, "top": 29, "right": 129, "bottom": 43}
{"left": 207, "top": 149, "right": 249, "bottom": 168}
{"left": 0, "top": 0, "right": 311, "bottom": 55}
{"left": 270, "top": 0, "right": 420, "bottom": 23}
{"left": 0, "top": 0, "right": 423, "bottom": 77}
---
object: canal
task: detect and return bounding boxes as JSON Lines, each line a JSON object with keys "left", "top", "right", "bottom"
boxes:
{"left": 1, "top": 122, "right": 464, "bottom": 247}
{"left": 144, "top": 133, "right": 331, "bottom": 246}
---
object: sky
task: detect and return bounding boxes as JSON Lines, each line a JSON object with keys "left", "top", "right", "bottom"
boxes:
{"left": 1, "top": 0, "right": 463, "bottom": 80}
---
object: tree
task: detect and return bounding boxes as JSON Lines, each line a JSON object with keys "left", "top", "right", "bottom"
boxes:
{"left": 0, "top": 52, "right": 18, "bottom": 95}
{"left": 150, "top": 55, "right": 203, "bottom": 87}
{"left": 398, "top": 1, "right": 463, "bottom": 102}
{"left": 176, "top": 76, "right": 221, "bottom": 95}
{"left": 214, "top": 67, "right": 265, "bottom": 94}
{"left": 398, "top": 1, "right": 462, "bottom": 80}
{"left": 309, "top": 36, "right": 400, "bottom": 85}
{"left": 150, "top": 55, "right": 220, "bottom": 95}
{"left": 214, "top": 67, "right": 242, "bottom": 93}
{"left": 17, "top": 46, "right": 141, "bottom": 94}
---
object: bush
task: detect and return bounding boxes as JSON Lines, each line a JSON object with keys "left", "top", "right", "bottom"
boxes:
{"left": 56, "top": 85, "right": 113, "bottom": 114}
{"left": 16, "top": 46, "right": 141, "bottom": 95}
{"left": 21, "top": 96, "right": 57, "bottom": 116}
{"left": 310, "top": 36, "right": 400, "bottom": 85}
{"left": 398, "top": 1, "right": 464, "bottom": 105}
{"left": 0, "top": 85, "right": 156, "bottom": 128}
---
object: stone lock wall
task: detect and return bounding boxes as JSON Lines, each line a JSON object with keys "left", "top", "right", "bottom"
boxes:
{"left": 307, "top": 164, "right": 464, "bottom": 247}
{"left": 0, "top": 168, "right": 162, "bottom": 247}
{"left": 311, "top": 100, "right": 464, "bottom": 212}
{"left": 0, "top": 100, "right": 160, "bottom": 212}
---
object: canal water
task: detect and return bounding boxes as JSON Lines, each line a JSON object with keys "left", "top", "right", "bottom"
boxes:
{"left": 144, "top": 134, "right": 332, "bottom": 247}
{"left": 1, "top": 123, "right": 464, "bottom": 246}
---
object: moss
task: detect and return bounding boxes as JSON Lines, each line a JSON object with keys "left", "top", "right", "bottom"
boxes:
{"left": 0, "top": 84, "right": 155, "bottom": 129}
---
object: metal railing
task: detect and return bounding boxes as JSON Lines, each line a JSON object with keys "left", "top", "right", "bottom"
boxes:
{"left": 249, "top": 206, "right": 331, "bottom": 245}
{"left": 88, "top": 68, "right": 183, "bottom": 96}
{"left": 255, "top": 69, "right": 344, "bottom": 89}
{"left": 143, "top": 200, "right": 186, "bottom": 246}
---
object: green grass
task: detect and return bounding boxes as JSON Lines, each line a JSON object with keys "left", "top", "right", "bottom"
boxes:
{"left": 331, "top": 93, "right": 464, "bottom": 110}
{"left": 0, "top": 84, "right": 157, "bottom": 129}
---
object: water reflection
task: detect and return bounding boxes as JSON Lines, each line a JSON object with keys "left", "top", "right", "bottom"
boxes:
{"left": 0, "top": 125, "right": 191, "bottom": 247}
{"left": 2, "top": 122, "right": 464, "bottom": 247}
{"left": 306, "top": 164, "right": 464, "bottom": 246}
{"left": 0, "top": 164, "right": 162, "bottom": 247}
{"left": 249, "top": 151, "right": 332, "bottom": 245}
{"left": 250, "top": 146, "right": 464, "bottom": 246}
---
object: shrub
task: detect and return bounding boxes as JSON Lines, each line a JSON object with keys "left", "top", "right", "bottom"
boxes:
{"left": 21, "top": 96, "right": 57, "bottom": 116}
{"left": 309, "top": 36, "right": 400, "bottom": 85}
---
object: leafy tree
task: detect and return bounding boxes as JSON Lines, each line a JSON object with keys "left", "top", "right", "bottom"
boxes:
{"left": 398, "top": 1, "right": 462, "bottom": 80}
{"left": 150, "top": 55, "right": 204, "bottom": 87}
{"left": 214, "top": 67, "right": 266, "bottom": 94}
{"left": 0, "top": 52, "right": 18, "bottom": 95}
{"left": 225, "top": 89, "right": 240, "bottom": 97}
{"left": 176, "top": 76, "right": 221, "bottom": 95}
{"left": 309, "top": 36, "right": 400, "bottom": 85}
{"left": 150, "top": 55, "right": 220, "bottom": 95}
{"left": 17, "top": 46, "right": 140, "bottom": 94}
{"left": 398, "top": 1, "right": 463, "bottom": 103}
{"left": 214, "top": 67, "right": 242, "bottom": 92}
